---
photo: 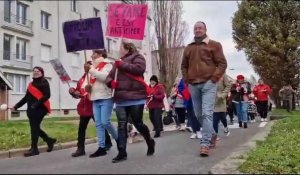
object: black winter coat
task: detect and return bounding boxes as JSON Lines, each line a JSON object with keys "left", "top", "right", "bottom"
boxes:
{"left": 14, "top": 77, "right": 50, "bottom": 115}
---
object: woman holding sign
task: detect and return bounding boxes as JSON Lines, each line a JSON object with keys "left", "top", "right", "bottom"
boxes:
{"left": 84, "top": 49, "right": 118, "bottom": 158}
{"left": 68, "top": 61, "right": 113, "bottom": 158}
{"left": 106, "top": 41, "right": 155, "bottom": 163}
{"left": 12, "top": 67, "right": 56, "bottom": 157}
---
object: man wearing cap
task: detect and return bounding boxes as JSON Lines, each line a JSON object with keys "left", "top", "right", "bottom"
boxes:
{"left": 230, "top": 74, "right": 252, "bottom": 128}
{"left": 181, "top": 21, "right": 227, "bottom": 157}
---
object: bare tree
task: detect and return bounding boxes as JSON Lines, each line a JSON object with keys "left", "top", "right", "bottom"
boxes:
{"left": 121, "top": 0, "right": 147, "bottom": 4}
{"left": 152, "top": 1, "right": 189, "bottom": 94}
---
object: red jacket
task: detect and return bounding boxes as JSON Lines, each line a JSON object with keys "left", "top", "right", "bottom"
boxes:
{"left": 146, "top": 84, "right": 165, "bottom": 109}
{"left": 72, "top": 74, "right": 94, "bottom": 117}
{"left": 253, "top": 84, "right": 272, "bottom": 101}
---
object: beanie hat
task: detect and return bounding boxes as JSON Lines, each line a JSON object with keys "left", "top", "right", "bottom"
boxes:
{"left": 150, "top": 75, "right": 158, "bottom": 83}
{"left": 237, "top": 74, "right": 244, "bottom": 80}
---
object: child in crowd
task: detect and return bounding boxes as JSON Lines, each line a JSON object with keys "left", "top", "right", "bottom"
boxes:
{"left": 247, "top": 94, "right": 257, "bottom": 123}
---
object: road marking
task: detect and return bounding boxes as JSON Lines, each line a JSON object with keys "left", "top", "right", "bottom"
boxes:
{"left": 259, "top": 122, "right": 268, "bottom": 128}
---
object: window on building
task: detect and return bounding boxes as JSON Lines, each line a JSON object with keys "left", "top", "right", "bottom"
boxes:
{"left": 4, "top": 0, "right": 11, "bottom": 22}
{"left": 71, "top": 53, "right": 80, "bottom": 67}
{"left": 16, "top": 38, "right": 27, "bottom": 61}
{"left": 5, "top": 73, "right": 28, "bottom": 94}
{"left": 94, "top": 8, "right": 100, "bottom": 17}
{"left": 3, "top": 34, "right": 12, "bottom": 60}
{"left": 41, "top": 44, "right": 51, "bottom": 62}
{"left": 11, "top": 111, "right": 20, "bottom": 118}
{"left": 16, "top": 2, "right": 27, "bottom": 25}
{"left": 71, "top": 0, "right": 77, "bottom": 12}
{"left": 41, "top": 11, "right": 50, "bottom": 29}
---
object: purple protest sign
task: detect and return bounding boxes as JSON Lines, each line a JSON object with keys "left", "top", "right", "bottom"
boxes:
{"left": 63, "top": 17, "right": 105, "bottom": 52}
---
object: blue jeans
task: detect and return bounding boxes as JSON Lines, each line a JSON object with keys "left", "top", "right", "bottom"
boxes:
{"left": 187, "top": 101, "right": 201, "bottom": 133}
{"left": 213, "top": 112, "right": 227, "bottom": 134}
{"left": 93, "top": 98, "right": 118, "bottom": 148}
{"left": 188, "top": 80, "right": 217, "bottom": 147}
{"left": 234, "top": 102, "right": 249, "bottom": 123}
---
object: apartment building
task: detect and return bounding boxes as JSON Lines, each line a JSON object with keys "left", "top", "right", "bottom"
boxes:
{"left": 0, "top": 0, "right": 152, "bottom": 120}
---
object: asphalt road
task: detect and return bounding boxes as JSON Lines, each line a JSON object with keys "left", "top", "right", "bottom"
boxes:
{"left": 0, "top": 121, "right": 267, "bottom": 174}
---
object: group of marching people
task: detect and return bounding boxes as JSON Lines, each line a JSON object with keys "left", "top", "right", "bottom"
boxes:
{"left": 13, "top": 41, "right": 156, "bottom": 163}
{"left": 162, "top": 73, "right": 272, "bottom": 145}
{"left": 11, "top": 20, "right": 273, "bottom": 161}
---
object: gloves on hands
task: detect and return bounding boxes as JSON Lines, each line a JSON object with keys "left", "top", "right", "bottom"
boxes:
{"left": 114, "top": 60, "right": 123, "bottom": 68}
{"left": 111, "top": 80, "right": 118, "bottom": 89}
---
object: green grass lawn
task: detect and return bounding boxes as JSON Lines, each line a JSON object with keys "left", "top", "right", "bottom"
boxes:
{"left": 0, "top": 112, "right": 150, "bottom": 151}
{"left": 271, "top": 108, "right": 300, "bottom": 116}
{"left": 0, "top": 119, "right": 96, "bottom": 151}
{"left": 239, "top": 109, "right": 300, "bottom": 174}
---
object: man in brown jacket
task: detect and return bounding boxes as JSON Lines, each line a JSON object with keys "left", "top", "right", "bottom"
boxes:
{"left": 181, "top": 21, "right": 227, "bottom": 157}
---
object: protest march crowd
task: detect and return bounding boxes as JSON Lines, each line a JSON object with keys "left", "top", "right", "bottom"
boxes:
{"left": 7, "top": 3, "right": 298, "bottom": 164}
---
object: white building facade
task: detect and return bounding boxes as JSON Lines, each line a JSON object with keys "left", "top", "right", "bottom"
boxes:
{"left": 0, "top": 0, "right": 152, "bottom": 120}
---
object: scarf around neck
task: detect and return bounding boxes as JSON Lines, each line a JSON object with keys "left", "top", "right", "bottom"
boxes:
{"left": 194, "top": 34, "right": 207, "bottom": 44}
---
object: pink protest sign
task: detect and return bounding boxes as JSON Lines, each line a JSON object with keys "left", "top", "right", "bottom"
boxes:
{"left": 106, "top": 3, "right": 148, "bottom": 40}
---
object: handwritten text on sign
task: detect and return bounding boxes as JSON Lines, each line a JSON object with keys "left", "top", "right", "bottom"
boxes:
{"left": 63, "top": 17, "right": 105, "bottom": 52}
{"left": 106, "top": 4, "right": 148, "bottom": 40}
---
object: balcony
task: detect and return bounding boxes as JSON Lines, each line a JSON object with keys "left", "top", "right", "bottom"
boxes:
{"left": 1, "top": 51, "right": 33, "bottom": 70}
{"left": 1, "top": 14, "right": 33, "bottom": 36}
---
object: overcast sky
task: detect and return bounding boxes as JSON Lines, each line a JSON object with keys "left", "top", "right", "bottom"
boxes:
{"left": 181, "top": 1, "right": 259, "bottom": 80}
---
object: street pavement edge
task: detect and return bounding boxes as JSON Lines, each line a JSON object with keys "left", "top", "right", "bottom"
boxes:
{"left": 208, "top": 121, "right": 275, "bottom": 174}
{"left": 0, "top": 138, "right": 97, "bottom": 159}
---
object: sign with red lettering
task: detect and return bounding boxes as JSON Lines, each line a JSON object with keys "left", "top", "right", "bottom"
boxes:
{"left": 50, "top": 59, "right": 71, "bottom": 84}
{"left": 106, "top": 3, "right": 148, "bottom": 40}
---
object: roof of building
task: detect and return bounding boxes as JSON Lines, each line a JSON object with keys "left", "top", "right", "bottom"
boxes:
{"left": 0, "top": 71, "right": 13, "bottom": 90}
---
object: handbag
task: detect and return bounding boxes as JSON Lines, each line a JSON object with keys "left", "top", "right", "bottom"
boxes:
{"left": 163, "top": 111, "right": 174, "bottom": 125}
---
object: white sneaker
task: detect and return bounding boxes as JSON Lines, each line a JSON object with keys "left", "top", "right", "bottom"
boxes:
{"left": 190, "top": 133, "right": 197, "bottom": 139}
{"left": 196, "top": 131, "right": 202, "bottom": 139}
{"left": 179, "top": 124, "right": 185, "bottom": 131}
{"left": 185, "top": 126, "right": 192, "bottom": 132}
{"left": 224, "top": 127, "right": 230, "bottom": 136}
{"left": 261, "top": 118, "right": 264, "bottom": 122}
{"left": 264, "top": 118, "right": 268, "bottom": 122}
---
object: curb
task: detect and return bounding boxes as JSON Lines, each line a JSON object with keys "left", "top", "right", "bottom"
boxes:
{"left": 208, "top": 121, "right": 275, "bottom": 174}
{"left": 0, "top": 151, "right": 9, "bottom": 159}
{"left": 0, "top": 138, "right": 97, "bottom": 160}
